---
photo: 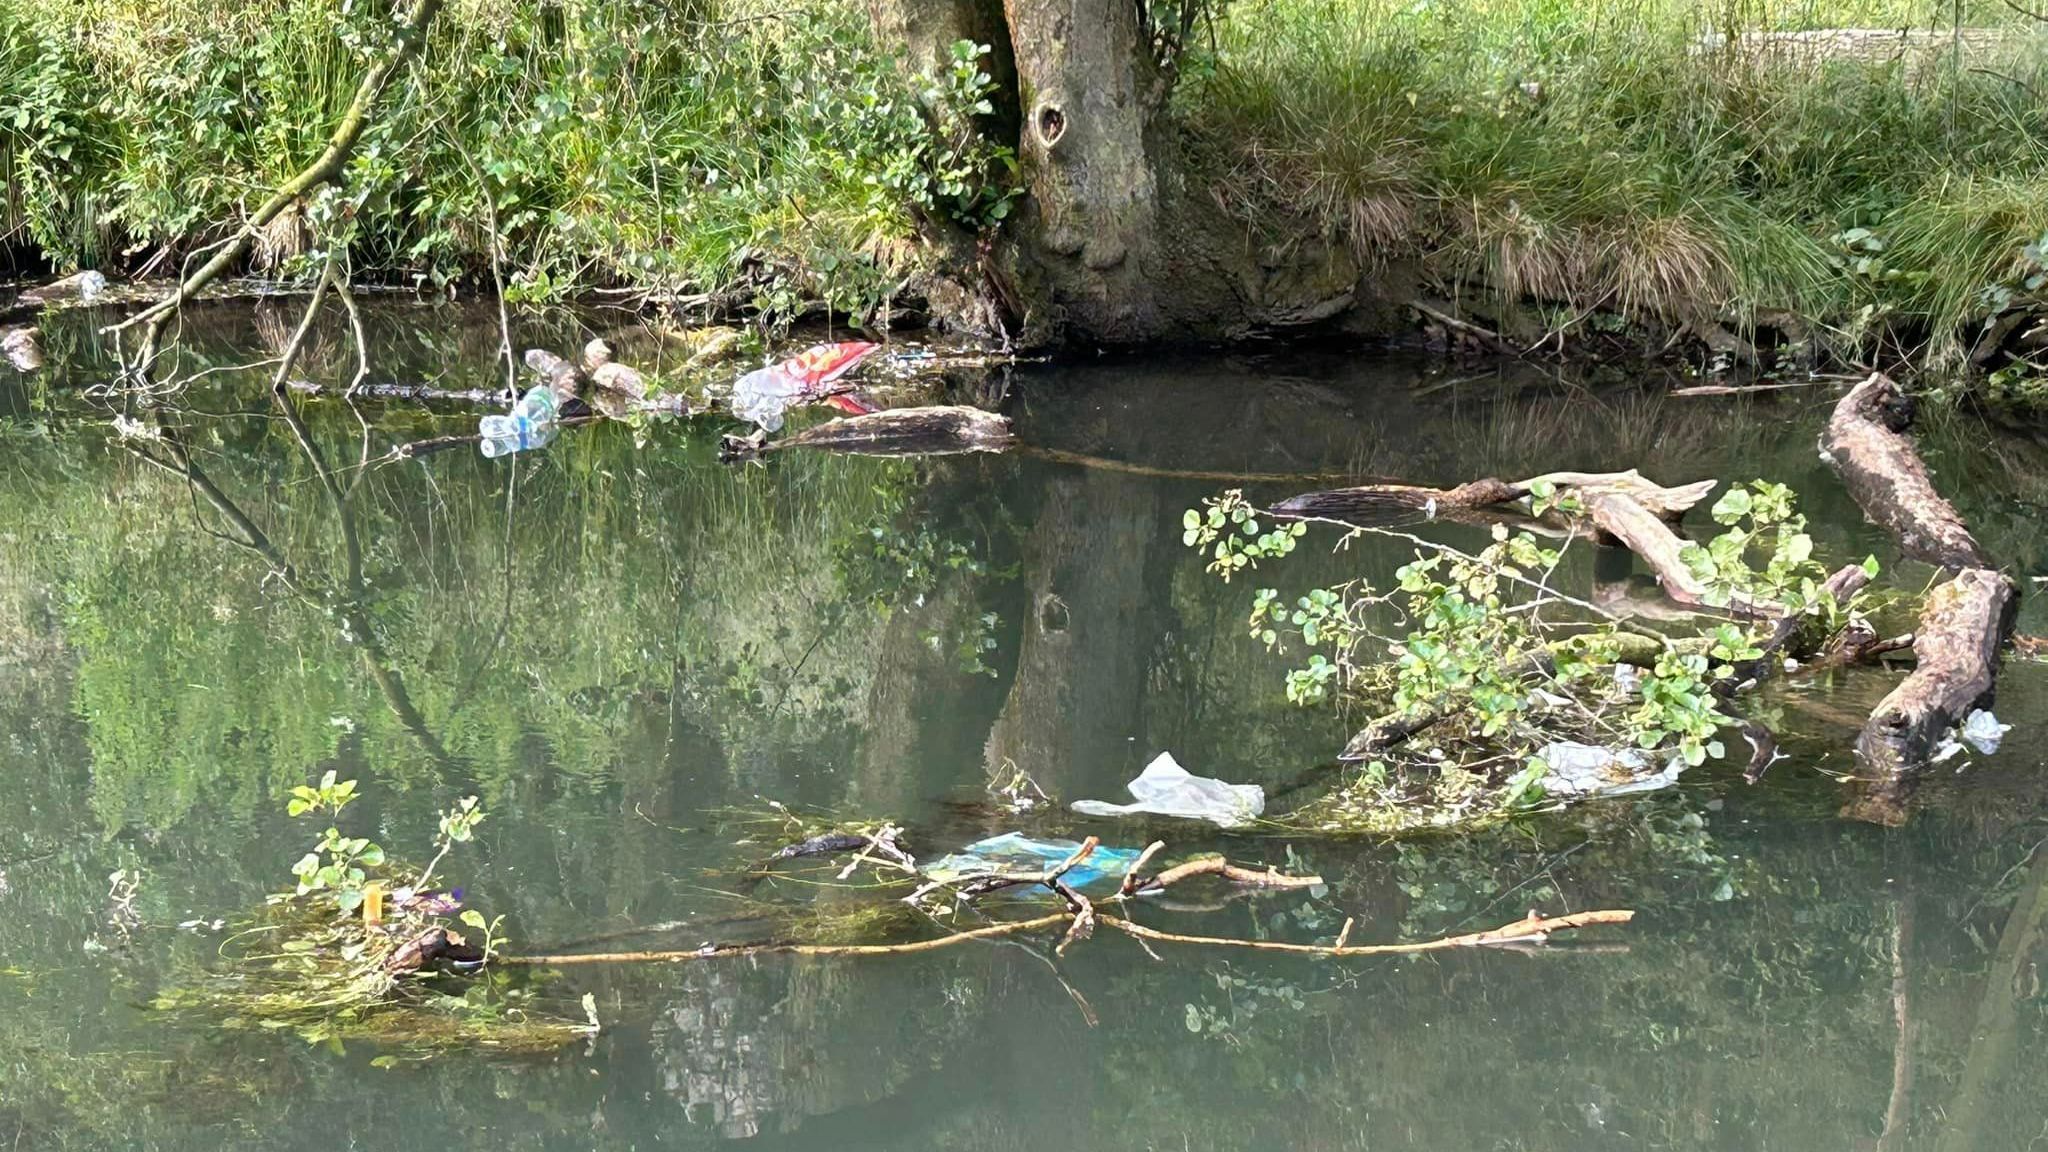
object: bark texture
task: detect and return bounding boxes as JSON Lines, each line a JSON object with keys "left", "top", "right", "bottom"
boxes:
{"left": 1857, "top": 568, "right": 2015, "bottom": 772}
{"left": 1823, "top": 372, "right": 1990, "bottom": 570}
{"left": 1585, "top": 493, "right": 1767, "bottom": 616}
{"left": 1000, "top": 0, "right": 1165, "bottom": 341}
{"left": 873, "top": 0, "right": 1017, "bottom": 125}
{"left": 764, "top": 406, "right": 1013, "bottom": 456}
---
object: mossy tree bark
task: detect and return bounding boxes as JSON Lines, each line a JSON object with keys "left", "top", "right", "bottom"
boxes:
{"left": 875, "top": 0, "right": 1187, "bottom": 343}
{"left": 998, "top": 0, "right": 1168, "bottom": 342}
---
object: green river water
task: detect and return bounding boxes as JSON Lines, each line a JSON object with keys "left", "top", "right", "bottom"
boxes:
{"left": 5, "top": 300, "right": 2048, "bottom": 1149}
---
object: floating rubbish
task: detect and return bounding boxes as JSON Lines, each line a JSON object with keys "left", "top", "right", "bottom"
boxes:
{"left": 1960, "top": 708, "right": 2010, "bottom": 754}
{"left": 1932, "top": 709, "right": 2011, "bottom": 764}
{"left": 1534, "top": 741, "right": 1682, "bottom": 798}
{"left": 478, "top": 384, "right": 559, "bottom": 458}
{"left": 922, "top": 833, "right": 1142, "bottom": 892}
{"left": 1070, "top": 752, "right": 1266, "bottom": 828}
{"left": 730, "top": 341, "right": 880, "bottom": 431}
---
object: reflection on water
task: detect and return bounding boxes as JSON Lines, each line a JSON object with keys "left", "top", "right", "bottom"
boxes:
{"left": 4, "top": 303, "right": 2048, "bottom": 1149}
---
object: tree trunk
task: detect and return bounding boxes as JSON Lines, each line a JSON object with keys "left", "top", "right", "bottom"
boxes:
{"left": 998, "top": 0, "right": 1167, "bottom": 342}
{"left": 984, "top": 469, "right": 1159, "bottom": 793}
{"left": 871, "top": 0, "right": 1016, "bottom": 126}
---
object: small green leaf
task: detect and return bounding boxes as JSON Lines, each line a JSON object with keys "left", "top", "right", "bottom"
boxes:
{"left": 460, "top": 909, "right": 488, "bottom": 930}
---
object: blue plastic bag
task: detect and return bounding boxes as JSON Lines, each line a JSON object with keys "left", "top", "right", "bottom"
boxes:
{"left": 921, "top": 833, "right": 1141, "bottom": 892}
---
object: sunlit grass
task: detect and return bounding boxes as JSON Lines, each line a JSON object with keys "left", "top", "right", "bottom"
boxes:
{"left": 1184, "top": 0, "right": 2048, "bottom": 354}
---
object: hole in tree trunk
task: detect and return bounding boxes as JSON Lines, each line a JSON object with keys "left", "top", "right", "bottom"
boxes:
{"left": 1035, "top": 103, "right": 1067, "bottom": 149}
{"left": 1038, "top": 592, "right": 1070, "bottom": 634}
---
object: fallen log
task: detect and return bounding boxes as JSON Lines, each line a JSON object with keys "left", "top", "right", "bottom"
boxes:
{"left": 1273, "top": 469, "right": 1715, "bottom": 525}
{"left": 1585, "top": 492, "right": 1768, "bottom": 617}
{"left": 286, "top": 379, "right": 504, "bottom": 405}
{"left": 1856, "top": 568, "right": 2015, "bottom": 772}
{"left": 1822, "top": 372, "right": 1990, "bottom": 570}
{"left": 727, "top": 405, "right": 1013, "bottom": 460}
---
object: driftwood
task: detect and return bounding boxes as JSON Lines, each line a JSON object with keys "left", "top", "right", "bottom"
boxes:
{"left": 498, "top": 907, "right": 1630, "bottom": 966}
{"left": 730, "top": 405, "right": 1013, "bottom": 459}
{"left": 1584, "top": 492, "right": 1767, "bottom": 617}
{"left": 1856, "top": 568, "right": 2015, "bottom": 772}
{"left": 1273, "top": 469, "right": 1715, "bottom": 525}
{"left": 1132, "top": 855, "right": 1326, "bottom": 894}
{"left": 1822, "top": 372, "right": 1990, "bottom": 570}
{"left": 1820, "top": 372, "right": 2021, "bottom": 782}
{"left": 1101, "top": 908, "right": 1633, "bottom": 957}
{"left": 1, "top": 325, "right": 40, "bottom": 372}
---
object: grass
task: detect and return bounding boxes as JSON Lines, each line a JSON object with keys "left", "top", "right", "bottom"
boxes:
{"left": 0, "top": 0, "right": 1012, "bottom": 326}
{"left": 1182, "top": 0, "right": 2048, "bottom": 359}
{"left": 2, "top": 0, "right": 2044, "bottom": 356}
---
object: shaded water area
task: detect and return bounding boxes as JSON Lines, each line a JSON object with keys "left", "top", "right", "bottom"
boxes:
{"left": 10, "top": 301, "right": 2048, "bottom": 1149}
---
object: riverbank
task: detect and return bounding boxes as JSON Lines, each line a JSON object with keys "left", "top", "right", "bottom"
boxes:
{"left": 3, "top": 0, "right": 2045, "bottom": 370}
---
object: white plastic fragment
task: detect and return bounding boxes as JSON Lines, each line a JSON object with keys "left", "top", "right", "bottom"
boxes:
{"left": 1534, "top": 741, "right": 1684, "bottom": 798}
{"left": 1070, "top": 751, "right": 1266, "bottom": 828}
{"left": 1959, "top": 708, "right": 2010, "bottom": 754}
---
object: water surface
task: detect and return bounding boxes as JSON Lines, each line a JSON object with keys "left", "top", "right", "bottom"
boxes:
{"left": 4, "top": 303, "right": 2048, "bottom": 1150}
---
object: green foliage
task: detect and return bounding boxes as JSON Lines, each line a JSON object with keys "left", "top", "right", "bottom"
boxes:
{"left": 0, "top": 1, "right": 1022, "bottom": 327}
{"left": 1680, "top": 479, "right": 1827, "bottom": 609}
{"left": 1184, "top": 477, "right": 1880, "bottom": 832}
{"left": 1184, "top": 489, "right": 1307, "bottom": 581}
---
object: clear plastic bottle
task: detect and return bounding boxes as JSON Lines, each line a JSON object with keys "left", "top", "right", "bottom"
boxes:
{"left": 478, "top": 385, "right": 560, "bottom": 457}
{"left": 514, "top": 384, "right": 558, "bottom": 424}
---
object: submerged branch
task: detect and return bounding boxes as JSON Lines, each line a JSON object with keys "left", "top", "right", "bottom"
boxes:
{"left": 498, "top": 908, "right": 1631, "bottom": 967}
{"left": 1273, "top": 469, "right": 1716, "bottom": 525}
{"left": 1099, "top": 908, "right": 1633, "bottom": 957}
{"left": 497, "top": 913, "right": 1073, "bottom": 965}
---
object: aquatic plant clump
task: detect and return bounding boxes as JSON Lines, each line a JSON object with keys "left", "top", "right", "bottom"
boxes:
{"left": 1188, "top": 477, "right": 1898, "bottom": 832}
{"left": 152, "top": 773, "right": 598, "bottom": 1055}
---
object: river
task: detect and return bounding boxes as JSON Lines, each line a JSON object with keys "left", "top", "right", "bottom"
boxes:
{"left": 3, "top": 299, "right": 2048, "bottom": 1149}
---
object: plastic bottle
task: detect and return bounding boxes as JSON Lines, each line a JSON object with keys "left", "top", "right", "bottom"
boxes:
{"left": 478, "top": 385, "right": 560, "bottom": 457}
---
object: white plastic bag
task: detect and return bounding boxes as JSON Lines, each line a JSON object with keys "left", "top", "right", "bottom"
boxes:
{"left": 1534, "top": 740, "right": 1683, "bottom": 798}
{"left": 1071, "top": 752, "right": 1265, "bottom": 828}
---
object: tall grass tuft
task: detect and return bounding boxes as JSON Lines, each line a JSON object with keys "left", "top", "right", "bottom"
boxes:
{"left": 1184, "top": 0, "right": 2048, "bottom": 355}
